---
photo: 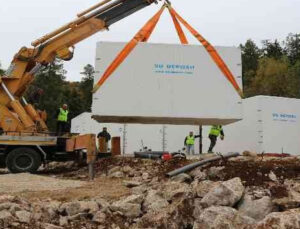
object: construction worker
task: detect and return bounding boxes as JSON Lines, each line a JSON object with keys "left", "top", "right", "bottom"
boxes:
{"left": 56, "top": 104, "right": 69, "bottom": 136}
{"left": 208, "top": 125, "right": 224, "bottom": 153}
{"left": 97, "top": 127, "right": 111, "bottom": 152}
{"left": 184, "top": 131, "right": 200, "bottom": 155}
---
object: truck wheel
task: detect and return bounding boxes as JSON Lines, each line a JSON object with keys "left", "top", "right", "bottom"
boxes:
{"left": 6, "top": 147, "right": 42, "bottom": 173}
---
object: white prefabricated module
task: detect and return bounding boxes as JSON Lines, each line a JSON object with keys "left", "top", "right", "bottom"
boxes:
{"left": 219, "top": 96, "right": 300, "bottom": 155}
{"left": 92, "top": 42, "right": 243, "bottom": 125}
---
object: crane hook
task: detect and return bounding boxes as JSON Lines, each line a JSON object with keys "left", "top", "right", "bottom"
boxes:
{"left": 165, "top": 0, "right": 171, "bottom": 6}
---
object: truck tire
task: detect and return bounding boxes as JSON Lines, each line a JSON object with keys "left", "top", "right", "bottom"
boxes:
{"left": 6, "top": 147, "right": 42, "bottom": 173}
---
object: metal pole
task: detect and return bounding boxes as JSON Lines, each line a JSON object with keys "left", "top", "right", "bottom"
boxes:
{"left": 88, "top": 162, "right": 95, "bottom": 181}
{"left": 22, "top": 97, "right": 28, "bottom": 106}
{"left": 1, "top": 83, "right": 15, "bottom": 101}
{"left": 122, "top": 124, "right": 127, "bottom": 155}
{"left": 77, "top": 0, "right": 114, "bottom": 17}
{"left": 29, "top": 63, "right": 43, "bottom": 75}
{"left": 199, "top": 125, "right": 203, "bottom": 154}
{"left": 162, "top": 125, "right": 167, "bottom": 152}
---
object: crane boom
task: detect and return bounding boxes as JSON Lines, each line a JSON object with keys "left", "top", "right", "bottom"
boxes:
{"left": 0, "top": 0, "right": 159, "bottom": 133}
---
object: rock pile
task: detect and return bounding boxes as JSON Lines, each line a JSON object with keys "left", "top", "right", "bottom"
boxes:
{"left": 1, "top": 156, "right": 300, "bottom": 228}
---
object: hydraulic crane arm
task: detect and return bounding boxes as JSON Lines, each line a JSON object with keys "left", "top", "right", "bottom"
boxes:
{"left": 0, "top": 0, "right": 159, "bottom": 133}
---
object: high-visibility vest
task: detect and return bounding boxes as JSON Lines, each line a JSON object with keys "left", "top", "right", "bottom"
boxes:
{"left": 210, "top": 125, "right": 222, "bottom": 137}
{"left": 186, "top": 136, "right": 195, "bottom": 145}
{"left": 57, "top": 108, "right": 69, "bottom": 122}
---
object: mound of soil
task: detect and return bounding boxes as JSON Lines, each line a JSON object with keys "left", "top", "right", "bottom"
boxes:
{"left": 204, "top": 158, "right": 300, "bottom": 186}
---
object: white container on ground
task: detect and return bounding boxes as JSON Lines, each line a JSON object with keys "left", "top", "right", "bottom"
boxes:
{"left": 72, "top": 113, "right": 210, "bottom": 154}
{"left": 219, "top": 96, "right": 300, "bottom": 155}
{"left": 92, "top": 42, "right": 243, "bottom": 125}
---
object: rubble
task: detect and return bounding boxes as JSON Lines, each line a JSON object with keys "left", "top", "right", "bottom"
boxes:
{"left": 0, "top": 156, "right": 300, "bottom": 228}
{"left": 194, "top": 206, "right": 256, "bottom": 229}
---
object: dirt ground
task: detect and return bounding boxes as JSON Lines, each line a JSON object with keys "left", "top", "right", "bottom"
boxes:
{"left": 203, "top": 156, "right": 300, "bottom": 186}
{"left": 17, "top": 177, "right": 131, "bottom": 203}
{"left": 0, "top": 173, "right": 85, "bottom": 193}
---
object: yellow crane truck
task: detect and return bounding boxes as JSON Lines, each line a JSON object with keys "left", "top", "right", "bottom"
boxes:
{"left": 0, "top": 0, "right": 159, "bottom": 173}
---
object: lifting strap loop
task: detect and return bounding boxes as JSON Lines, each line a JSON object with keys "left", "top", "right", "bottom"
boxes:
{"left": 92, "top": 6, "right": 166, "bottom": 93}
{"left": 168, "top": 7, "right": 243, "bottom": 98}
{"left": 167, "top": 6, "right": 188, "bottom": 45}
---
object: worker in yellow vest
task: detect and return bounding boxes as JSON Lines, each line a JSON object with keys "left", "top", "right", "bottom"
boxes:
{"left": 208, "top": 125, "right": 224, "bottom": 153}
{"left": 184, "top": 131, "right": 200, "bottom": 155}
{"left": 56, "top": 104, "right": 69, "bottom": 136}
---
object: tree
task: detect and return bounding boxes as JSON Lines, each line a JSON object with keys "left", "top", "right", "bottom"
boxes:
{"left": 79, "top": 64, "right": 95, "bottom": 112}
{"left": 246, "top": 57, "right": 300, "bottom": 98}
{"left": 285, "top": 33, "right": 300, "bottom": 65}
{"left": 262, "top": 39, "right": 284, "bottom": 59}
{"left": 26, "top": 60, "right": 67, "bottom": 131}
{"left": 0, "top": 63, "right": 5, "bottom": 75}
{"left": 240, "top": 40, "right": 261, "bottom": 90}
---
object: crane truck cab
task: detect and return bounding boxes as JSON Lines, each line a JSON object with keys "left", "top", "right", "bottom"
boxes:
{"left": 0, "top": 134, "right": 94, "bottom": 173}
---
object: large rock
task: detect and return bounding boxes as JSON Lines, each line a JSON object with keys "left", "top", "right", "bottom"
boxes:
{"left": 194, "top": 206, "right": 255, "bottom": 229}
{"left": 109, "top": 171, "right": 125, "bottom": 178}
{"left": 189, "top": 169, "right": 207, "bottom": 181}
{"left": 94, "top": 197, "right": 110, "bottom": 210}
{"left": 0, "top": 210, "right": 14, "bottom": 223}
{"left": 59, "top": 200, "right": 99, "bottom": 216}
{"left": 43, "top": 201, "right": 61, "bottom": 220}
{"left": 137, "top": 198, "right": 194, "bottom": 229}
{"left": 201, "top": 178, "right": 245, "bottom": 207}
{"left": 193, "top": 199, "right": 203, "bottom": 219}
{"left": 192, "top": 180, "right": 221, "bottom": 198}
{"left": 255, "top": 208, "right": 300, "bottom": 229}
{"left": 131, "top": 185, "right": 149, "bottom": 195}
{"left": 78, "top": 201, "right": 99, "bottom": 213}
{"left": 143, "top": 190, "right": 169, "bottom": 213}
{"left": 238, "top": 195, "right": 275, "bottom": 220}
{"left": 59, "top": 216, "right": 68, "bottom": 227}
{"left": 15, "top": 210, "right": 31, "bottom": 223}
{"left": 272, "top": 181, "right": 300, "bottom": 210}
{"left": 0, "top": 202, "right": 22, "bottom": 213}
{"left": 206, "top": 166, "right": 225, "bottom": 179}
{"left": 122, "top": 165, "right": 133, "bottom": 174}
{"left": 92, "top": 211, "right": 106, "bottom": 223}
{"left": 108, "top": 166, "right": 121, "bottom": 175}
{"left": 110, "top": 194, "right": 143, "bottom": 218}
{"left": 110, "top": 202, "right": 141, "bottom": 218}
{"left": 0, "top": 195, "right": 15, "bottom": 204}
{"left": 60, "top": 202, "right": 80, "bottom": 216}
{"left": 120, "top": 194, "right": 144, "bottom": 205}
{"left": 162, "top": 182, "right": 193, "bottom": 201}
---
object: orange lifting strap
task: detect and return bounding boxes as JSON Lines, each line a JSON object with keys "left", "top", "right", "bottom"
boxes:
{"left": 168, "top": 6, "right": 188, "bottom": 45}
{"left": 92, "top": 5, "right": 166, "bottom": 93}
{"left": 93, "top": 3, "right": 243, "bottom": 98}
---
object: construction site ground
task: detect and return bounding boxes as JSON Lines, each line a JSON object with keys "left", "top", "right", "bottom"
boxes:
{"left": 1, "top": 153, "right": 300, "bottom": 228}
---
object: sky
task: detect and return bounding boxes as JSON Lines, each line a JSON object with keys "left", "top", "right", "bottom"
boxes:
{"left": 0, "top": 0, "right": 299, "bottom": 81}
